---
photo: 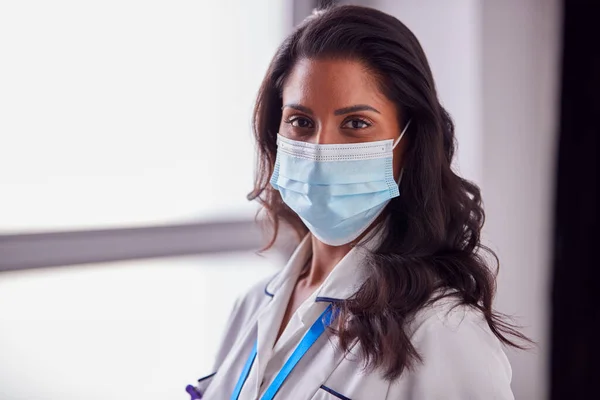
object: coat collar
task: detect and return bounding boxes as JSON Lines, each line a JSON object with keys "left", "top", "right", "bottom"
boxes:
{"left": 265, "top": 218, "right": 388, "bottom": 302}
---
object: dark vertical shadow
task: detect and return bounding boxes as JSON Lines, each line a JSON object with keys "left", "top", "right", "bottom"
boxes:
{"left": 551, "top": 1, "right": 600, "bottom": 398}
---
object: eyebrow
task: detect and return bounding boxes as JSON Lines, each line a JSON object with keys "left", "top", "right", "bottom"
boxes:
{"left": 282, "top": 103, "right": 381, "bottom": 115}
{"left": 334, "top": 104, "right": 381, "bottom": 115}
{"left": 282, "top": 103, "right": 314, "bottom": 115}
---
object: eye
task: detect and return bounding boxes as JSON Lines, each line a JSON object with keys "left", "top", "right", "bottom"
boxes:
{"left": 285, "top": 116, "right": 314, "bottom": 129}
{"left": 341, "top": 118, "right": 372, "bottom": 129}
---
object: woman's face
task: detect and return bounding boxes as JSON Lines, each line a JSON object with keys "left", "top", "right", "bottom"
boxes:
{"left": 279, "top": 58, "right": 406, "bottom": 180}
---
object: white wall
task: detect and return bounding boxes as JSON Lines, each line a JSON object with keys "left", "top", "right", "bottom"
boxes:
{"left": 343, "top": 0, "right": 562, "bottom": 398}
{"left": 344, "top": 0, "right": 483, "bottom": 184}
{"left": 481, "top": 1, "right": 561, "bottom": 399}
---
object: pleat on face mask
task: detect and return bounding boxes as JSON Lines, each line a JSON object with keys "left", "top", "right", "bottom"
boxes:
{"left": 270, "top": 121, "right": 411, "bottom": 246}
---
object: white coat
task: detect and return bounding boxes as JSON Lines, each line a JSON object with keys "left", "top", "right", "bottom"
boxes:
{"left": 188, "top": 227, "right": 514, "bottom": 399}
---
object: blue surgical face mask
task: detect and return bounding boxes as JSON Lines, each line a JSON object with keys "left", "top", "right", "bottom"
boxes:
{"left": 270, "top": 120, "right": 411, "bottom": 246}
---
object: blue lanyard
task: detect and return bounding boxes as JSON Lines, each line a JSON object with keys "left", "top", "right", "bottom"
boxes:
{"left": 231, "top": 304, "right": 335, "bottom": 400}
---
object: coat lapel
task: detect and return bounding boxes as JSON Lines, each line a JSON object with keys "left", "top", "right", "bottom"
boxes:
{"left": 272, "top": 221, "right": 387, "bottom": 398}
{"left": 253, "top": 234, "right": 313, "bottom": 397}
{"left": 252, "top": 220, "right": 387, "bottom": 398}
{"left": 276, "top": 328, "right": 362, "bottom": 399}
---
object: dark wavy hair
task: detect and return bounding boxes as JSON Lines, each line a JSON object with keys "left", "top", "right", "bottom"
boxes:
{"left": 247, "top": 4, "right": 532, "bottom": 380}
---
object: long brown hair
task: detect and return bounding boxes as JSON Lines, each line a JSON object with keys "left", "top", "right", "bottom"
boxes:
{"left": 248, "top": 4, "right": 532, "bottom": 380}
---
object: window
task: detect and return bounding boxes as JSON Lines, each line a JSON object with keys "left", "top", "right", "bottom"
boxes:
{"left": 0, "top": 0, "right": 288, "bottom": 233}
{"left": 0, "top": 2, "right": 291, "bottom": 399}
{"left": 0, "top": 254, "right": 281, "bottom": 400}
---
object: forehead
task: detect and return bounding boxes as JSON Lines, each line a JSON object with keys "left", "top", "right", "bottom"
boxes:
{"left": 281, "top": 58, "right": 388, "bottom": 109}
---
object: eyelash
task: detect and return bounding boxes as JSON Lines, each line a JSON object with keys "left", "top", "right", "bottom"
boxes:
{"left": 283, "top": 116, "right": 373, "bottom": 129}
{"left": 284, "top": 116, "right": 313, "bottom": 129}
{"left": 341, "top": 116, "right": 372, "bottom": 129}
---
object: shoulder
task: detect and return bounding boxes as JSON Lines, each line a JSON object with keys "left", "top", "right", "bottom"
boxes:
{"left": 227, "top": 270, "right": 280, "bottom": 324}
{"left": 407, "top": 291, "right": 493, "bottom": 338}
{"left": 211, "top": 270, "right": 281, "bottom": 369}
{"left": 412, "top": 294, "right": 511, "bottom": 367}
{"left": 388, "top": 291, "right": 514, "bottom": 399}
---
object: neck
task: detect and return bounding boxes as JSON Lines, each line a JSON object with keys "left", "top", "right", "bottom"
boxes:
{"left": 303, "top": 238, "right": 352, "bottom": 288}
{"left": 301, "top": 214, "right": 386, "bottom": 289}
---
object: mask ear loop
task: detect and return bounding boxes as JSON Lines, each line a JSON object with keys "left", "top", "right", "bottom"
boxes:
{"left": 392, "top": 119, "right": 411, "bottom": 185}
{"left": 392, "top": 119, "right": 411, "bottom": 149}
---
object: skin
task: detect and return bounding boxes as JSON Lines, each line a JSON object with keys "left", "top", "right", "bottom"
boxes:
{"left": 274, "top": 58, "right": 407, "bottom": 342}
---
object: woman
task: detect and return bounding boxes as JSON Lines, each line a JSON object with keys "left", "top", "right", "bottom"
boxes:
{"left": 187, "top": 5, "right": 530, "bottom": 400}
